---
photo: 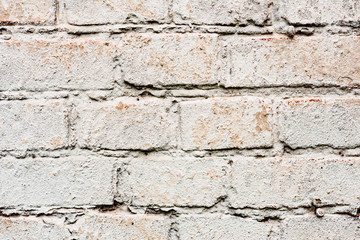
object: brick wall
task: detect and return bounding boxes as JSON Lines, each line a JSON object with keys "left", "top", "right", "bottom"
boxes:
{"left": 0, "top": 0, "right": 359, "bottom": 239}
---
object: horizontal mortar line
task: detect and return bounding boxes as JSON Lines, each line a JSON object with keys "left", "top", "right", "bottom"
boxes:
{"left": 1, "top": 147, "right": 360, "bottom": 159}
{"left": 2, "top": 21, "right": 360, "bottom": 29}
{"left": 1, "top": 30, "right": 357, "bottom": 39}
{"left": 0, "top": 93, "right": 357, "bottom": 102}
{"left": 1, "top": 23, "right": 267, "bottom": 29}
{"left": 0, "top": 86, "right": 356, "bottom": 95}
{"left": 1, "top": 24, "right": 359, "bottom": 36}
{"left": 119, "top": 85, "right": 359, "bottom": 92}
{"left": 0, "top": 205, "right": 357, "bottom": 219}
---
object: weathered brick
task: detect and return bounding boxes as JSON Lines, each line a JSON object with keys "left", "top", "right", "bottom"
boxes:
{"left": 117, "top": 158, "right": 228, "bottom": 207}
{"left": 221, "top": 36, "right": 360, "bottom": 88}
{"left": 180, "top": 97, "right": 273, "bottom": 150}
{"left": 177, "top": 215, "right": 275, "bottom": 240}
{"left": 276, "top": 0, "right": 360, "bottom": 26}
{"left": 77, "top": 97, "right": 176, "bottom": 151}
{"left": 65, "top": 0, "right": 169, "bottom": 25}
{"left": 279, "top": 98, "right": 360, "bottom": 149}
{"left": 72, "top": 213, "right": 171, "bottom": 240}
{"left": 119, "top": 33, "right": 218, "bottom": 87}
{"left": 173, "top": 0, "right": 271, "bottom": 25}
{"left": 0, "top": 0, "right": 55, "bottom": 24}
{"left": 0, "top": 39, "right": 116, "bottom": 91}
{"left": 281, "top": 215, "right": 360, "bottom": 240}
{"left": 229, "top": 156, "right": 360, "bottom": 209}
{"left": 0, "top": 100, "right": 68, "bottom": 151}
{"left": 0, "top": 156, "right": 114, "bottom": 207}
{"left": 0, "top": 216, "right": 69, "bottom": 240}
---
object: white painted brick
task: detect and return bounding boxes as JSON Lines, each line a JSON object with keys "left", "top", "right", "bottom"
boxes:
{"left": 276, "top": 0, "right": 360, "bottom": 26}
{"left": 279, "top": 98, "right": 360, "bottom": 149}
{"left": 119, "top": 33, "right": 218, "bottom": 87}
{"left": 281, "top": 215, "right": 360, "bottom": 240}
{"left": 72, "top": 212, "right": 171, "bottom": 240}
{"left": 2, "top": 1, "right": 360, "bottom": 237}
{"left": 177, "top": 214, "right": 275, "bottom": 240}
{"left": 180, "top": 97, "right": 273, "bottom": 150}
{"left": 173, "top": 0, "right": 271, "bottom": 25}
{"left": 0, "top": 100, "right": 68, "bottom": 151}
{"left": 0, "top": 156, "right": 114, "bottom": 207}
{"left": 117, "top": 158, "right": 228, "bottom": 207}
{"left": 65, "top": 0, "right": 170, "bottom": 25}
{"left": 0, "top": 39, "right": 116, "bottom": 91}
{"left": 0, "top": 0, "right": 55, "bottom": 24}
{"left": 229, "top": 156, "right": 360, "bottom": 209}
{"left": 77, "top": 97, "right": 176, "bottom": 150}
{"left": 0, "top": 216, "right": 69, "bottom": 240}
{"left": 221, "top": 36, "right": 360, "bottom": 88}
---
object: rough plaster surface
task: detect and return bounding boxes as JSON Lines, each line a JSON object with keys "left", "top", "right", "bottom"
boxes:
{"left": 221, "top": 36, "right": 360, "bottom": 87}
{"left": 276, "top": 0, "right": 360, "bottom": 26}
{"left": 279, "top": 98, "right": 360, "bottom": 149}
{"left": 229, "top": 156, "right": 360, "bottom": 209}
{"left": 173, "top": 0, "right": 271, "bottom": 25}
{"left": 119, "top": 33, "right": 219, "bottom": 87}
{"left": 116, "top": 158, "right": 228, "bottom": 207}
{"left": 281, "top": 215, "right": 360, "bottom": 240}
{"left": 180, "top": 97, "right": 273, "bottom": 150}
{"left": 70, "top": 212, "right": 171, "bottom": 240}
{"left": 0, "top": 100, "right": 69, "bottom": 151}
{"left": 0, "top": 0, "right": 360, "bottom": 239}
{"left": 177, "top": 215, "right": 276, "bottom": 240}
{"left": 0, "top": 39, "right": 117, "bottom": 91}
{"left": 0, "top": 156, "right": 115, "bottom": 207}
{"left": 0, "top": 216, "right": 69, "bottom": 240}
{"left": 77, "top": 97, "right": 177, "bottom": 150}
{"left": 0, "top": 0, "right": 55, "bottom": 24}
{"left": 65, "top": 0, "right": 170, "bottom": 25}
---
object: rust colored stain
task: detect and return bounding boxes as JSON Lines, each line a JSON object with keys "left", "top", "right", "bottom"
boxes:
{"left": 255, "top": 105, "right": 271, "bottom": 132}
{"left": 123, "top": 34, "right": 152, "bottom": 47}
{"left": 115, "top": 101, "right": 135, "bottom": 111}
{"left": 50, "top": 137, "right": 62, "bottom": 148}
{"left": 259, "top": 37, "right": 275, "bottom": 41}
{"left": 285, "top": 98, "right": 324, "bottom": 107}
{"left": 192, "top": 117, "right": 211, "bottom": 149}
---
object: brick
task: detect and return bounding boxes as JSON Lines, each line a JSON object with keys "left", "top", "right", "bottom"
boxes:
{"left": 0, "top": 156, "right": 114, "bottom": 207}
{"left": 276, "top": 0, "right": 360, "bottom": 26}
{"left": 0, "top": 39, "right": 116, "bottom": 91}
{"left": 72, "top": 213, "right": 171, "bottom": 240}
{"left": 0, "top": 216, "right": 69, "bottom": 240}
{"left": 0, "top": 100, "right": 68, "bottom": 151}
{"left": 77, "top": 97, "right": 176, "bottom": 151}
{"left": 180, "top": 97, "right": 273, "bottom": 150}
{"left": 173, "top": 0, "right": 271, "bottom": 25}
{"left": 229, "top": 156, "right": 360, "bottom": 209}
{"left": 177, "top": 215, "right": 275, "bottom": 240}
{"left": 119, "top": 33, "right": 218, "bottom": 87}
{"left": 65, "top": 0, "right": 169, "bottom": 25}
{"left": 117, "top": 158, "right": 228, "bottom": 207}
{"left": 279, "top": 98, "right": 360, "bottom": 149}
{"left": 0, "top": 0, "right": 55, "bottom": 24}
{"left": 281, "top": 215, "right": 360, "bottom": 240}
{"left": 221, "top": 36, "right": 360, "bottom": 88}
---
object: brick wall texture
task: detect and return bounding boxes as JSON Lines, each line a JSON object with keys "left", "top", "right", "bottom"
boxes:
{"left": 0, "top": 0, "right": 360, "bottom": 239}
